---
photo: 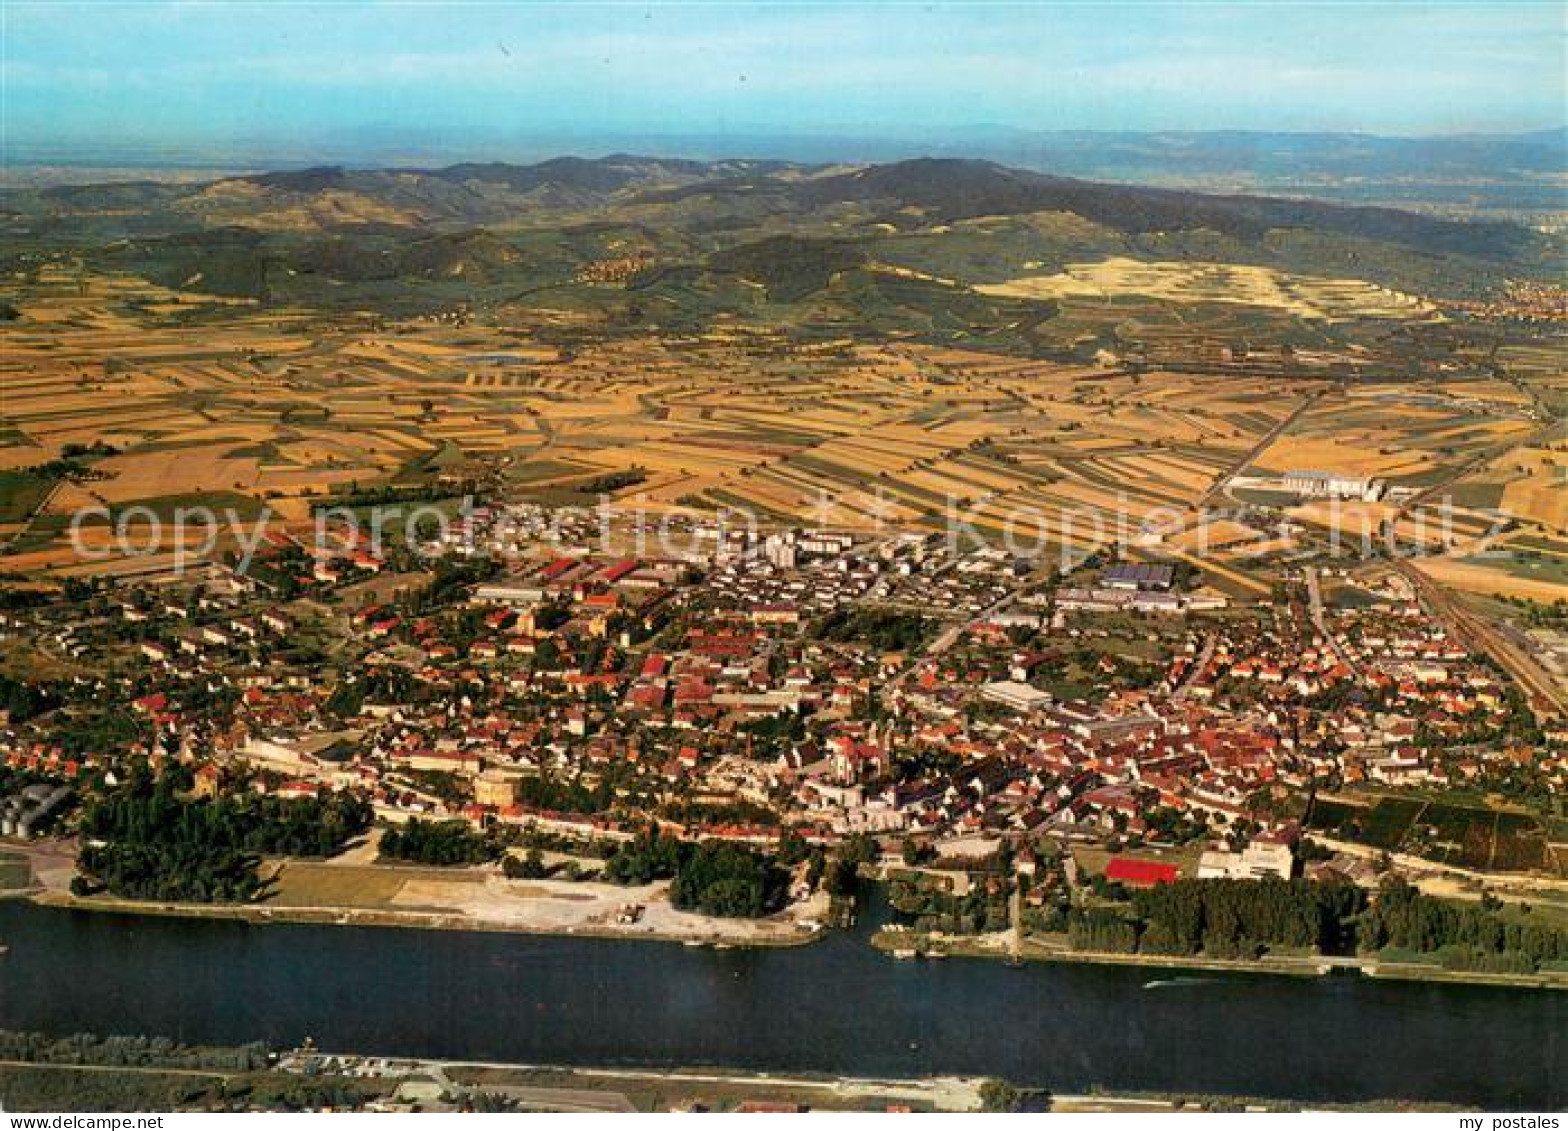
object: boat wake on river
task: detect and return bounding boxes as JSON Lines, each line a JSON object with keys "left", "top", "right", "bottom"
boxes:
{"left": 1141, "top": 977, "right": 1221, "bottom": 990}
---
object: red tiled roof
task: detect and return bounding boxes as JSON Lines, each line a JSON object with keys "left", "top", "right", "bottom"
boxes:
{"left": 539, "top": 557, "right": 577, "bottom": 580}
{"left": 599, "top": 558, "right": 639, "bottom": 584}
{"left": 1105, "top": 857, "right": 1180, "bottom": 887}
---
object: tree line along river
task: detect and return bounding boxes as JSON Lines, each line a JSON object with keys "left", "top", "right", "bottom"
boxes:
{"left": 0, "top": 897, "right": 1562, "bottom": 1109}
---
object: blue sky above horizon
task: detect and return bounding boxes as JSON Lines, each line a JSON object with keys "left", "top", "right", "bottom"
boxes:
{"left": 6, "top": 2, "right": 1565, "bottom": 161}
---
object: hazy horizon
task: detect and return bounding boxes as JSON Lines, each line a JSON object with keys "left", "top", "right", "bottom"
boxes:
{"left": 6, "top": 1, "right": 1566, "bottom": 168}
{"left": 6, "top": 124, "right": 1566, "bottom": 182}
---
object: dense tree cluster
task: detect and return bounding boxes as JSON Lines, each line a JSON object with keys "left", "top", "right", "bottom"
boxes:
{"left": 889, "top": 874, "right": 1010, "bottom": 935}
{"left": 378, "top": 818, "right": 498, "bottom": 866}
{"left": 659, "top": 796, "right": 780, "bottom": 828}
{"left": 0, "top": 587, "right": 52, "bottom": 611}
{"left": 402, "top": 558, "right": 501, "bottom": 616}
{"left": 578, "top": 469, "right": 647, "bottom": 494}
{"left": 1060, "top": 876, "right": 1568, "bottom": 972}
{"left": 1029, "top": 645, "right": 1163, "bottom": 698}
{"left": 0, "top": 1029, "right": 268, "bottom": 1072}
{"left": 1359, "top": 879, "right": 1568, "bottom": 973}
{"left": 501, "top": 847, "right": 549, "bottom": 879}
{"left": 669, "top": 842, "right": 775, "bottom": 918}
{"left": 1066, "top": 878, "right": 1367, "bottom": 958}
{"left": 512, "top": 769, "right": 628, "bottom": 815}
{"left": 325, "top": 669, "right": 418, "bottom": 718}
{"left": 979, "top": 1078, "right": 1022, "bottom": 1113}
{"left": 0, "top": 1030, "right": 392, "bottom": 1112}
{"left": 1129, "top": 878, "right": 1367, "bottom": 958}
{"left": 602, "top": 826, "right": 683, "bottom": 884}
{"left": 810, "top": 608, "right": 933, "bottom": 653}
{"left": 1066, "top": 906, "right": 1141, "bottom": 953}
{"left": 604, "top": 827, "right": 781, "bottom": 917}
{"left": 315, "top": 480, "right": 479, "bottom": 510}
{"left": 49, "top": 705, "right": 154, "bottom": 758}
{"left": 76, "top": 780, "right": 371, "bottom": 903}
{"left": 0, "top": 673, "right": 59, "bottom": 723}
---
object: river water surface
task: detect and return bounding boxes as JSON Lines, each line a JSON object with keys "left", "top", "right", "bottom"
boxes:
{"left": 1, "top": 899, "right": 1561, "bottom": 1107}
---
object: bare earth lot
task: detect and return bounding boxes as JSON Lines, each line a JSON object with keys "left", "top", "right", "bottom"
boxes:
{"left": 239, "top": 858, "right": 826, "bottom": 945}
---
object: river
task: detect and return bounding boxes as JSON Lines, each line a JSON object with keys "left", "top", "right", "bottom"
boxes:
{"left": 1, "top": 899, "right": 1561, "bottom": 1107}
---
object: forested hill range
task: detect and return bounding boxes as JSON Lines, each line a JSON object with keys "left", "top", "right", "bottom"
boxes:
{"left": 3, "top": 155, "right": 1563, "bottom": 359}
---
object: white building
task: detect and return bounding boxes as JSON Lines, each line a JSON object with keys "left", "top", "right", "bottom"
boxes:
{"left": 1197, "top": 841, "right": 1295, "bottom": 880}
{"left": 472, "top": 582, "right": 546, "bottom": 605}
{"left": 981, "top": 680, "right": 1053, "bottom": 713}
{"left": 1281, "top": 470, "right": 1384, "bottom": 502}
{"left": 762, "top": 533, "right": 798, "bottom": 569}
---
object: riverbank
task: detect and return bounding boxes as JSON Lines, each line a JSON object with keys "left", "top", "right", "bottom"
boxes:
{"left": 27, "top": 889, "right": 826, "bottom": 949}
{"left": 868, "top": 927, "right": 1568, "bottom": 991}
{"left": 0, "top": 1026, "right": 1477, "bottom": 1115}
{"left": 283, "top": 1052, "right": 992, "bottom": 1112}
{"left": 282, "top": 1051, "right": 1462, "bottom": 1113}
{"left": 5, "top": 898, "right": 1562, "bottom": 1108}
{"left": 25, "top": 856, "right": 828, "bottom": 950}
{"left": 20, "top": 859, "right": 1568, "bottom": 986}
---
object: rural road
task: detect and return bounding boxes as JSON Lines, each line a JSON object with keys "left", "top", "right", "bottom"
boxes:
{"left": 1, "top": 477, "right": 66, "bottom": 553}
{"left": 1197, "top": 389, "right": 1324, "bottom": 510}
{"left": 1171, "top": 631, "right": 1218, "bottom": 700}
{"left": 1378, "top": 416, "right": 1560, "bottom": 549}
{"left": 878, "top": 564, "right": 1063, "bottom": 705}
{"left": 1304, "top": 566, "right": 1358, "bottom": 675}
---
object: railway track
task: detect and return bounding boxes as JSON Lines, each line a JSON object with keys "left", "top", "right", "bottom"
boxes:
{"left": 1394, "top": 560, "right": 1567, "bottom": 721}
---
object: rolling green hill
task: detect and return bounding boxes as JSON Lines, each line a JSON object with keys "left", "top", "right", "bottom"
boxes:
{"left": 2, "top": 153, "right": 1559, "bottom": 351}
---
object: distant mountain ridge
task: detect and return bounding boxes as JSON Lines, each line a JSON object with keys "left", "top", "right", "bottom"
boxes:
{"left": 12, "top": 151, "right": 1557, "bottom": 256}
{"left": 2, "top": 151, "right": 1561, "bottom": 344}
{"left": 18, "top": 125, "right": 1566, "bottom": 223}
{"left": 633, "top": 156, "right": 1539, "bottom": 257}
{"left": 11, "top": 125, "right": 1562, "bottom": 183}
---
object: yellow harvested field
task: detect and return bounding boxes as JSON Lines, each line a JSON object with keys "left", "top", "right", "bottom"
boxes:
{"left": 1165, "top": 518, "right": 1265, "bottom": 553}
{"left": 43, "top": 445, "right": 263, "bottom": 509}
{"left": 976, "top": 257, "right": 1438, "bottom": 322}
{"left": 1166, "top": 548, "right": 1272, "bottom": 595}
{"left": 1249, "top": 394, "right": 1534, "bottom": 486}
{"left": 1498, "top": 448, "right": 1567, "bottom": 532}
{"left": 0, "top": 262, "right": 1556, "bottom": 585}
{"left": 1289, "top": 500, "right": 1399, "bottom": 536}
{"left": 1411, "top": 558, "right": 1568, "bottom": 603}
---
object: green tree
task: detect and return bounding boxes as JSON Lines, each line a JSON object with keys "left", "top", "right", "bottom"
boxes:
{"left": 979, "top": 1078, "right": 1021, "bottom": 1113}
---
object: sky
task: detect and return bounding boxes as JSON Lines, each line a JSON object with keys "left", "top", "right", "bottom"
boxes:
{"left": 4, "top": 1, "right": 1565, "bottom": 163}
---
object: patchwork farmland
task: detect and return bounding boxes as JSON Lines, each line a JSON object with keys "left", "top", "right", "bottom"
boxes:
{"left": 0, "top": 260, "right": 1560, "bottom": 610}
